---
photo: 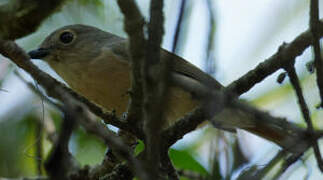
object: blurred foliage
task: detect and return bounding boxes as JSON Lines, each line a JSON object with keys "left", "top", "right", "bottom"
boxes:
{"left": 71, "top": 127, "right": 106, "bottom": 166}
{"left": 0, "top": 114, "right": 38, "bottom": 177}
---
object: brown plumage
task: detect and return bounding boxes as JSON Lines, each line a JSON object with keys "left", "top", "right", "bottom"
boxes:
{"left": 30, "top": 24, "right": 225, "bottom": 125}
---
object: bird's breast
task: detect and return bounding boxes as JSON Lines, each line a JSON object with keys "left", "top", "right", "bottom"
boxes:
{"left": 49, "top": 54, "right": 199, "bottom": 125}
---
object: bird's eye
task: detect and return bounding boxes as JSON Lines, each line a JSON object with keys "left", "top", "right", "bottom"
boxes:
{"left": 59, "top": 31, "right": 74, "bottom": 44}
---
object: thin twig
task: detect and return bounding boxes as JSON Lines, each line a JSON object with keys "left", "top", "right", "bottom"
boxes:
{"left": 204, "top": 0, "right": 216, "bottom": 75}
{"left": 310, "top": 0, "right": 323, "bottom": 107}
{"left": 285, "top": 66, "right": 313, "bottom": 131}
{"left": 171, "top": 0, "right": 187, "bottom": 54}
{"left": 285, "top": 65, "right": 323, "bottom": 172}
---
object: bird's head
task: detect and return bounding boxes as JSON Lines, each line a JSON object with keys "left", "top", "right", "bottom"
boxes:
{"left": 28, "top": 24, "right": 114, "bottom": 64}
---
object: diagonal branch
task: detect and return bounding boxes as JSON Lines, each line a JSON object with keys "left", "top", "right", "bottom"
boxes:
{"left": 285, "top": 64, "right": 323, "bottom": 172}
{"left": 284, "top": 65, "right": 313, "bottom": 131}
{"left": 227, "top": 19, "right": 323, "bottom": 95}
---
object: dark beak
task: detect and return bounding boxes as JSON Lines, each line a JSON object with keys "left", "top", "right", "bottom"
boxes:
{"left": 28, "top": 48, "right": 50, "bottom": 59}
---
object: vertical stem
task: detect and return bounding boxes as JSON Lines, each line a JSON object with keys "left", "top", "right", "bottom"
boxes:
{"left": 143, "top": 0, "right": 166, "bottom": 177}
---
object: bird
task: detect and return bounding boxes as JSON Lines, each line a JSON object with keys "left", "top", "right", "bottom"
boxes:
{"left": 28, "top": 24, "right": 229, "bottom": 127}
{"left": 27, "top": 24, "right": 312, "bottom": 153}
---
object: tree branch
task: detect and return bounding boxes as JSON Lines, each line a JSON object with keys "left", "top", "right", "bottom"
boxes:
{"left": 227, "top": 19, "right": 323, "bottom": 95}
{"left": 310, "top": 0, "right": 323, "bottom": 107}
{"left": 0, "top": 0, "right": 66, "bottom": 40}
{"left": 116, "top": 0, "right": 146, "bottom": 127}
{"left": 204, "top": 0, "right": 217, "bottom": 75}
{"left": 142, "top": 0, "right": 168, "bottom": 177}
{"left": 171, "top": 0, "right": 187, "bottom": 54}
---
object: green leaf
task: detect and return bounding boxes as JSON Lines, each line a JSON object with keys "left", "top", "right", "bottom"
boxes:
{"left": 134, "top": 140, "right": 145, "bottom": 156}
{"left": 169, "top": 148, "right": 208, "bottom": 176}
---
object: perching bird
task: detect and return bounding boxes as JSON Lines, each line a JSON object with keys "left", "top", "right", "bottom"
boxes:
{"left": 28, "top": 24, "right": 227, "bottom": 125}
{"left": 28, "top": 24, "right": 304, "bottom": 150}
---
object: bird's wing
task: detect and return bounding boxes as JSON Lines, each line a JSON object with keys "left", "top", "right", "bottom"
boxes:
{"left": 161, "top": 50, "right": 223, "bottom": 90}
{"left": 108, "top": 38, "right": 305, "bottom": 148}
{"left": 109, "top": 40, "right": 223, "bottom": 90}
